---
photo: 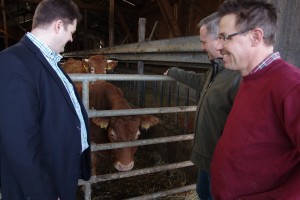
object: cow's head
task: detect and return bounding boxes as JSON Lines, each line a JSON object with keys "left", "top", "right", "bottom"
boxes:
{"left": 62, "top": 58, "right": 90, "bottom": 73}
{"left": 85, "top": 55, "right": 118, "bottom": 74}
{"left": 92, "top": 115, "right": 159, "bottom": 171}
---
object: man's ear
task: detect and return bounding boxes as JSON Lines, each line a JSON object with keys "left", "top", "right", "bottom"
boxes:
{"left": 54, "top": 19, "right": 63, "bottom": 34}
{"left": 251, "top": 28, "right": 264, "bottom": 46}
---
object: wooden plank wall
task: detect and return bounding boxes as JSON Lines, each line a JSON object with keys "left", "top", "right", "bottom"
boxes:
{"left": 271, "top": 0, "right": 300, "bottom": 67}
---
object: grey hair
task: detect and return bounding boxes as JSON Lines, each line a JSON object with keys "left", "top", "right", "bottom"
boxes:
{"left": 218, "top": 0, "right": 277, "bottom": 46}
{"left": 197, "top": 12, "right": 220, "bottom": 39}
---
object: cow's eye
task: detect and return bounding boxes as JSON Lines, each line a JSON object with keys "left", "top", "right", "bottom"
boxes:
{"left": 90, "top": 67, "right": 95, "bottom": 73}
{"left": 135, "top": 130, "right": 141, "bottom": 139}
{"left": 109, "top": 129, "right": 117, "bottom": 141}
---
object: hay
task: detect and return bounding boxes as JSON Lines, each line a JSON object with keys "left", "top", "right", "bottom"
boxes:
{"left": 77, "top": 150, "right": 197, "bottom": 200}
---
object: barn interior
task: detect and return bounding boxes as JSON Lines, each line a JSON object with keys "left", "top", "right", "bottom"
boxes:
{"left": 1, "top": 0, "right": 300, "bottom": 199}
{"left": 0, "top": 0, "right": 224, "bottom": 49}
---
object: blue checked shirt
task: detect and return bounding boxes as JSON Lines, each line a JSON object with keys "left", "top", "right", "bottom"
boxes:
{"left": 26, "top": 32, "right": 89, "bottom": 152}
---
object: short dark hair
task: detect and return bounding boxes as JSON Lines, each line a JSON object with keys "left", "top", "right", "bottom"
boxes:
{"left": 32, "top": 0, "right": 82, "bottom": 29}
{"left": 197, "top": 12, "right": 220, "bottom": 40}
{"left": 218, "top": 0, "right": 277, "bottom": 46}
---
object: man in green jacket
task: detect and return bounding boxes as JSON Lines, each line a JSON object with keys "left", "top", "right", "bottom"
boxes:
{"left": 164, "top": 12, "right": 241, "bottom": 200}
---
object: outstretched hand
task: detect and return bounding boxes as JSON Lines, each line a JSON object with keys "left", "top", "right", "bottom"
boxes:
{"left": 163, "top": 69, "right": 169, "bottom": 75}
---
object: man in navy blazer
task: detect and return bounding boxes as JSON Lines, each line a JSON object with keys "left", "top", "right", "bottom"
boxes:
{"left": 0, "top": 0, "right": 91, "bottom": 199}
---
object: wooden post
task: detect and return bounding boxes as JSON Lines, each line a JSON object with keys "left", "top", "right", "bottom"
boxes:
{"left": 1, "top": 0, "right": 8, "bottom": 48}
{"left": 137, "top": 18, "right": 146, "bottom": 107}
{"left": 84, "top": 9, "right": 87, "bottom": 50}
{"left": 109, "top": 0, "right": 114, "bottom": 47}
{"left": 270, "top": 0, "right": 300, "bottom": 67}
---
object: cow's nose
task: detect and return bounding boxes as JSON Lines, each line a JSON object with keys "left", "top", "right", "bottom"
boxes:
{"left": 114, "top": 161, "right": 134, "bottom": 171}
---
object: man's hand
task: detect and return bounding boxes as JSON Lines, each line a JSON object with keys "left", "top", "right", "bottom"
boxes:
{"left": 163, "top": 69, "right": 169, "bottom": 75}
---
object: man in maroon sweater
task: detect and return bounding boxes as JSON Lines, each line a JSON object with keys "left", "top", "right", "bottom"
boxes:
{"left": 211, "top": 0, "right": 300, "bottom": 199}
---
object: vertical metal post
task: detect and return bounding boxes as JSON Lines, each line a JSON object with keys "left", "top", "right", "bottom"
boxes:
{"left": 82, "top": 80, "right": 90, "bottom": 110}
{"left": 159, "top": 81, "right": 164, "bottom": 107}
{"left": 175, "top": 82, "right": 179, "bottom": 127}
{"left": 83, "top": 183, "right": 91, "bottom": 200}
{"left": 184, "top": 87, "right": 190, "bottom": 133}
{"left": 153, "top": 81, "right": 157, "bottom": 106}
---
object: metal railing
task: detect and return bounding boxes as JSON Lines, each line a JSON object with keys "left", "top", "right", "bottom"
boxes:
{"left": 70, "top": 73, "right": 197, "bottom": 200}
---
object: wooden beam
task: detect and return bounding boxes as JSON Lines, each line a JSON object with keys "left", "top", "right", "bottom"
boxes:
{"left": 138, "top": 2, "right": 159, "bottom": 16}
{"left": 115, "top": 4, "right": 134, "bottom": 43}
{"left": 156, "top": 0, "right": 182, "bottom": 37}
{"left": 15, "top": 0, "right": 106, "bottom": 11}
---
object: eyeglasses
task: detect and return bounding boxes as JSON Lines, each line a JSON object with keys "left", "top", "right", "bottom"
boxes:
{"left": 218, "top": 29, "right": 251, "bottom": 42}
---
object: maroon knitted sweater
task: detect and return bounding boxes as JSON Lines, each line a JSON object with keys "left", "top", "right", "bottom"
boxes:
{"left": 211, "top": 59, "right": 300, "bottom": 200}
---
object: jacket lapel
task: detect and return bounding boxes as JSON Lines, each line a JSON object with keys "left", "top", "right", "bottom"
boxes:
{"left": 20, "top": 36, "right": 78, "bottom": 116}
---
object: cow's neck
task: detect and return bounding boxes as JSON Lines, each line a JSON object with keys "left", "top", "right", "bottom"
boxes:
{"left": 111, "top": 98, "right": 130, "bottom": 110}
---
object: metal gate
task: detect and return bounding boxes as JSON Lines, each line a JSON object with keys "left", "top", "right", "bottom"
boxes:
{"left": 70, "top": 73, "right": 197, "bottom": 200}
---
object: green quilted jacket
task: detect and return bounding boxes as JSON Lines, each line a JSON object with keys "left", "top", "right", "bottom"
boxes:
{"left": 167, "top": 58, "right": 241, "bottom": 172}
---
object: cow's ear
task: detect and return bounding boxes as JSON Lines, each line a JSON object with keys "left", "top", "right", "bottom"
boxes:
{"left": 140, "top": 115, "right": 159, "bottom": 130}
{"left": 92, "top": 117, "right": 110, "bottom": 129}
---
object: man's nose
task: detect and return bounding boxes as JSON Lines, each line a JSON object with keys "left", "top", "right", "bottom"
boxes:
{"left": 200, "top": 44, "right": 206, "bottom": 52}
{"left": 215, "top": 39, "right": 223, "bottom": 52}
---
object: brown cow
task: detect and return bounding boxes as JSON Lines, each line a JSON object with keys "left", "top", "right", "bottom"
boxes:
{"left": 62, "top": 55, "right": 118, "bottom": 74}
{"left": 80, "top": 81, "right": 159, "bottom": 174}
{"left": 85, "top": 55, "right": 118, "bottom": 74}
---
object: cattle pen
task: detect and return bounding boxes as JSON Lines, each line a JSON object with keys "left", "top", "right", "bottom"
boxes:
{"left": 62, "top": 36, "right": 209, "bottom": 200}
{"left": 71, "top": 73, "right": 198, "bottom": 200}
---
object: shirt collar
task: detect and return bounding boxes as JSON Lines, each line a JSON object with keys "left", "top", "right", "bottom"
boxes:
{"left": 251, "top": 52, "right": 281, "bottom": 74}
{"left": 26, "top": 32, "right": 63, "bottom": 63}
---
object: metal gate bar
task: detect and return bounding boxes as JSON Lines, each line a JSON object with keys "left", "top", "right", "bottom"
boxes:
{"left": 88, "top": 106, "right": 196, "bottom": 117}
{"left": 79, "top": 161, "right": 194, "bottom": 185}
{"left": 91, "top": 134, "right": 194, "bottom": 151}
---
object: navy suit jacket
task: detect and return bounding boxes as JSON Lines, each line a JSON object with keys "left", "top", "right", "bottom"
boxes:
{"left": 0, "top": 36, "right": 91, "bottom": 199}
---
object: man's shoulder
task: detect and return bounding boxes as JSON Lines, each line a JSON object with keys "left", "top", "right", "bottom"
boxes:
{"left": 0, "top": 37, "right": 28, "bottom": 56}
{"left": 1, "top": 36, "right": 38, "bottom": 59}
{"left": 217, "top": 69, "right": 242, "bottom": 90}
{"left": 272, "top": 59, "right": 300, "bottom": 81}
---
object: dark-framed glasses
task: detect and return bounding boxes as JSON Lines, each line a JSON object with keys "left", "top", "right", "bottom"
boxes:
{"left": 218, "top": 29, "right": 251, "bottom": 42}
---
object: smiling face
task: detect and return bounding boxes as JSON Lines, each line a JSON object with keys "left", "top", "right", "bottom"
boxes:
{"left": 199, "top": 26, "right": 222, "bottom": 60}
{"left": 216, "top": 14, "right": 253, "bottom": 73}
